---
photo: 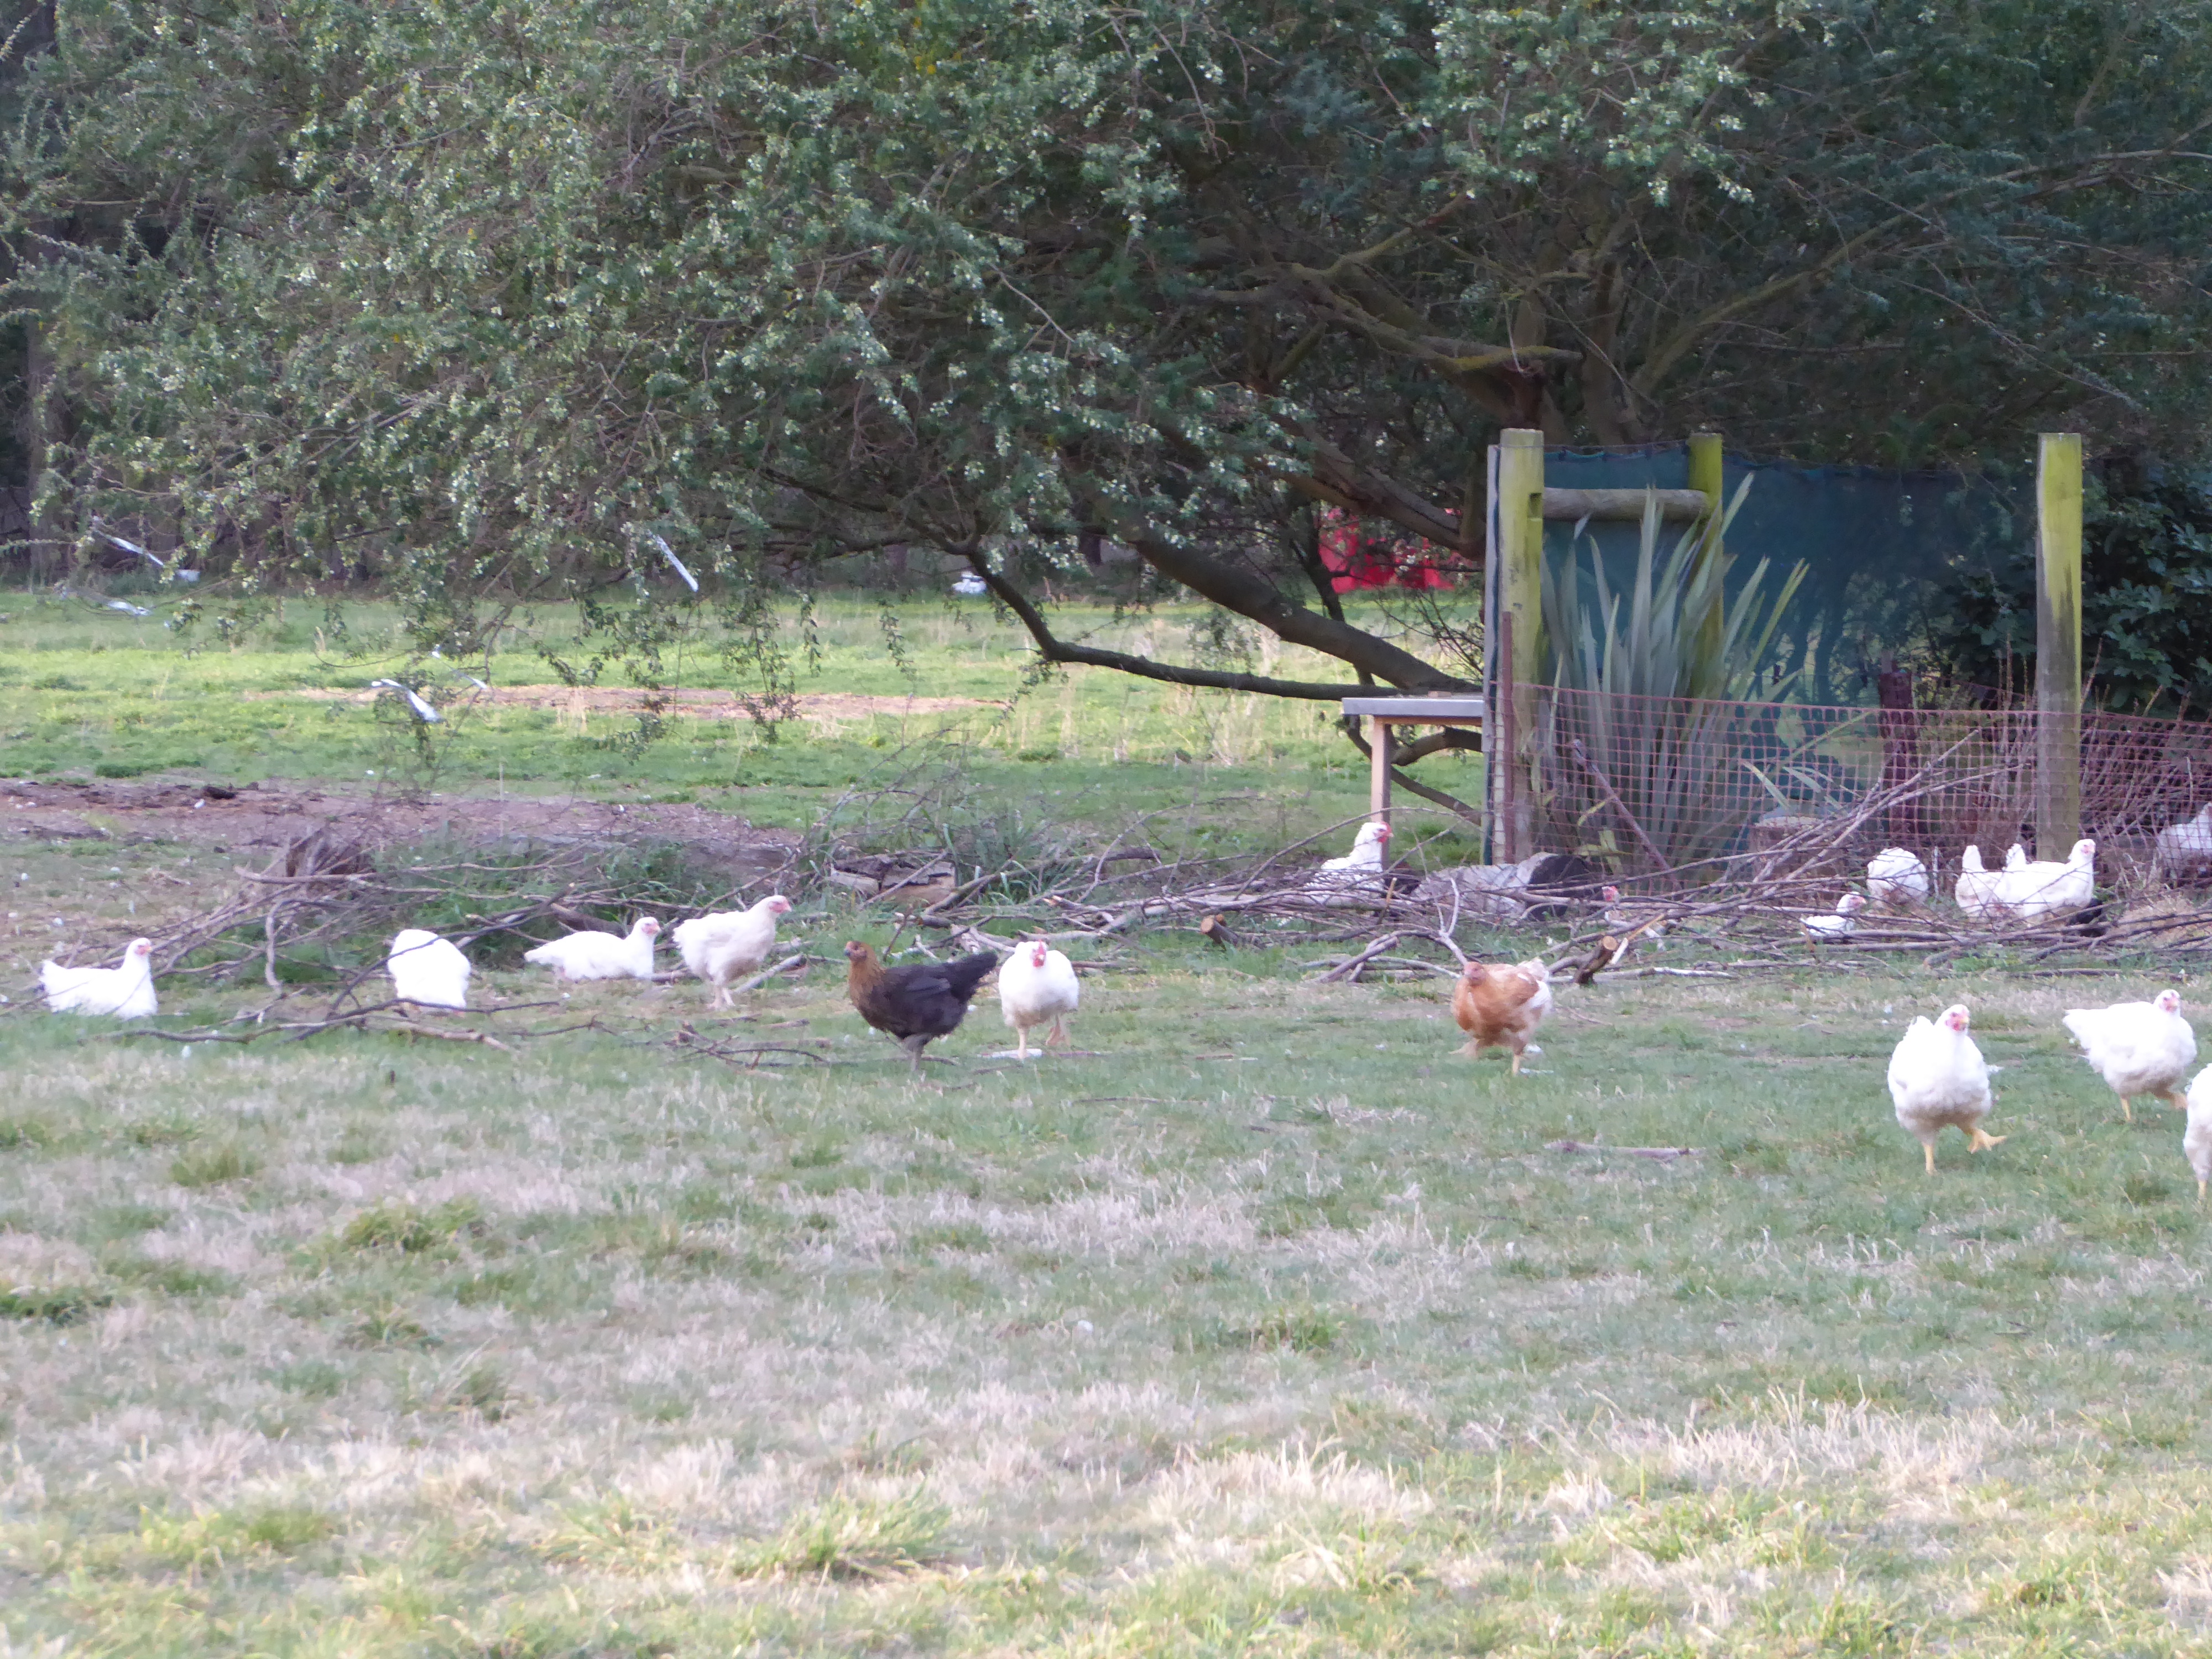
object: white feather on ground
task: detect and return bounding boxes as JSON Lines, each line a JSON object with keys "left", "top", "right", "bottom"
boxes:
{"left": 523, "top": 916, "right": 661, "bottom": 982}
{"left": 998, "top": 938, "right": 1080, "bottom": 1058}
{"left": 387, "top": 929, "right": 471, "bottom": 1009}
{"left": 41, "top": 938, "right": 156, "bottom": 1019}
{"left": 1887, "top": 1003, "right": 2003, "bottom": 1173}
{"left": 2061, "top": 988, "right": 2194, "bottom": 1121}
{"left": 1865, "top": 848, "right": 1929, "bottom": 909}
{"left": 674, "top": 895, "right": 792, "bottom": 1009}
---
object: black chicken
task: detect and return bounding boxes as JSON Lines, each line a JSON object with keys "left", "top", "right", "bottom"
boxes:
{"left": 843, "top": 941, "right": 1000, "bottom": 1071}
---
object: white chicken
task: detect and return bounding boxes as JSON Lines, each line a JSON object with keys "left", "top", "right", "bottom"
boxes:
{"left": 1887, "top": 1003, "right": 2004, "bottom": 1174}
{"left": 674, "top": 894, "right": 792, "bottom": 1009}
{"left": 2061, "top": 988, "right": 2194, "bottom": 1122}
{"left": 40, "top": 937, "right": 156, "bottom": 1019}
{"left": 2157, "top": 804, "right": 2212, "bottom": 882}
{"left": 1804, "top": 893, "right": 1868, "bottom": 943}
{"left": 2184, "top": 1066, "right": 2212, "bottom": 1201}
{"left": 1954, "top": 846, "right": 2005, "bottom": 922}
{"left": 1865, "top": 848, "right": 1928, "bottom": 910}
{"left": 2005, "top": 843, "right": 2029, "bottom": 872}
{"left": 998, "top": 938, "right": 1080, "bottom": 1058}
{"left": 523, "top": 915, "right": 661, "bottom": 982}
{"left": 1313, "top": 821, "right": 1391, "bottom": 902}
{"left": 386, "top": 929, "right": 471, "bottom": 1009}
{"left": 1995, "top": 837, "right": 2096, "bottom": 922}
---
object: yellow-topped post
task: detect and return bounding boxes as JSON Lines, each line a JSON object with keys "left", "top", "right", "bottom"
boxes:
{"left": 1687, "top": 431, "right": 1725, "bottom": 668}
{"left": 1495, "top": 428, "right": 1546, "bottom": 859}
{"left": 2036, "top": 433, "right": 2083, "bottom": 854}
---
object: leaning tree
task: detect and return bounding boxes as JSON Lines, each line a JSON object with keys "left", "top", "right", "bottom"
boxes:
{"left": 7, "top": 0, "right": 2212, "bottom": 805}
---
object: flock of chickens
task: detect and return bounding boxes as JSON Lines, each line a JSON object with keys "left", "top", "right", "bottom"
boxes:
{"left": 35, "top": 891, "right": 1082, "bottom": 1073}
{"left": 31, "top": 818, "right": 2211, "bottom": 1193}
{"left": 1803, "top": 837, "right": 2101, "bottom": 940}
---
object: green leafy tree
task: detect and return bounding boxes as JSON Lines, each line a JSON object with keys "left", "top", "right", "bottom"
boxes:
{"left": 5, "top": 0, "right": 2210, "bottom": 802}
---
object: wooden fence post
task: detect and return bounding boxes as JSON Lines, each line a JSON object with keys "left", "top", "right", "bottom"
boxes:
{"left": 1495, "top": 429, "right": 1546, "bottom": 861}
{"left": 2036, "top": 432, "right": 2083, "bottom": 855}
{"left": 1687, "top": 431, "right": 1725, "bottom": 667}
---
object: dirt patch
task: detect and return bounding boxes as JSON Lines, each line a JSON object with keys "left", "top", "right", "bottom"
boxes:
{"left": 272, "top": 686, "right": 997, "bottom": 719}
{"left": 1, "top": 777, "right": 800, "bottom": 884}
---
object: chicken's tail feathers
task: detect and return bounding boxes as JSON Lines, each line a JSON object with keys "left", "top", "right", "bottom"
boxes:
{"left": 946, "top": 951, "right": 1002, "bottom": 999}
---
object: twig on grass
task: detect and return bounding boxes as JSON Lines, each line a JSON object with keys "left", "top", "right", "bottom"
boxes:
{"left": 726, "top": 951, "right": 812, "bottom": 998}
{"left": 1546, "top": 1140, "right": 1702, "bottom": 1162}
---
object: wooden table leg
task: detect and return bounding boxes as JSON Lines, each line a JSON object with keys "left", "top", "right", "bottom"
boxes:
{"left": 1370, "top": 716, "right": 1391, "bottom": 826}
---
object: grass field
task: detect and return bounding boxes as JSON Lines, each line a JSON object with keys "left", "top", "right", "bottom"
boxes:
{"left": 0, "top": 586, "right": 1470, "bottom": 857}
{"left": 8, "top": 585, "right": 2212, "bottom": 1656}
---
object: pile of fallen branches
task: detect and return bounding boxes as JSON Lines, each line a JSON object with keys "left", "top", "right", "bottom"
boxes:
{"left": 142, "top": 826, "right": 742, "bottom": 988}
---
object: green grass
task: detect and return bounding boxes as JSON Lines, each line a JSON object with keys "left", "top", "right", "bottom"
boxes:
{"left": 5, "top": 948, "right": 2212, "bottom": 1655}
{"left": 0, "top": 587, "right": 1456, "bottom": 849}
{"left": 10, "top": 577, "right": 2212, "bottom": 1653}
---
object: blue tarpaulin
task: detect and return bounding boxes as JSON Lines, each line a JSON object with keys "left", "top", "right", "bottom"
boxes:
{"left": 1540, "top": 443, "right": 2023, "bottom": 704}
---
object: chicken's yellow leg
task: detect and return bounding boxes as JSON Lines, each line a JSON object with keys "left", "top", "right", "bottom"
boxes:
{"left": 2120, "top": 1095, "right": 2133, "bottom": 1122}
{"left": 1509, "top": 1049, "right": 1524, "bottom": 1076}
{"left": 1968, "top": 1127, "right": 2005, "bottom": 1152}
{"left": 1923, "top": 1141, "right": 1937, "bottom": 1176}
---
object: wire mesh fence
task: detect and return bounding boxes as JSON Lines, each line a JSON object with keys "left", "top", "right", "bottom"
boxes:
{"left": 1520, "top": 687, "right": 2212, "bottom": 889}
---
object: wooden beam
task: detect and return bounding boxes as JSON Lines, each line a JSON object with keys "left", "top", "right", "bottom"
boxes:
{"left": 1687, "top": 432, "right": 1725, "bottom": 674}
{"left": 1541, "top": 487, "right": 1708, "bottom": 523}
{"left": 2035, "top": 432, "right": 2083, "bottom": 855}
{"left": 1496, "top": 430, "right": 1545, "bottom": 861}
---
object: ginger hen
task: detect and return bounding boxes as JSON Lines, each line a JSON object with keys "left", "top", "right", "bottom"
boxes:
{"left": 844, "top": 941, "right": 1000, "bottom": 1072}
{"left": 1452, "top": 958, "right": 1553, "bottom": 1074}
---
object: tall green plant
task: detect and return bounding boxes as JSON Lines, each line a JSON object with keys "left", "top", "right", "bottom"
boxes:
{"left": 1541, "top": 484, "right": 1805, "bottom": 701}
{"left": 1533, "top": 485, "right": 1811, "bottom": 876}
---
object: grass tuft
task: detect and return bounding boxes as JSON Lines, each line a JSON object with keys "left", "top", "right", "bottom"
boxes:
{"left": 168, "top": 1140, "right": 262, "bottom": 1187}
{"left": 0, "top": 1283, "right": 112, "bottom": 1324}
{"left": 733, "top": 1491, "right": 952, "bottom": 1580}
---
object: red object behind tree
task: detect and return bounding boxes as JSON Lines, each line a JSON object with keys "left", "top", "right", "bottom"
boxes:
{"left": 1317, "top": 509, "right": 1454, "bottom": 591}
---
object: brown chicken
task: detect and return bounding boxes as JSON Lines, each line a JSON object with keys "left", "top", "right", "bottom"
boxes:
{"left": 844, "top": 941, "right": 1000, "bottom": 1071}
{"left": 1452, "top": 958, "right": 1554, "bottom": 1074}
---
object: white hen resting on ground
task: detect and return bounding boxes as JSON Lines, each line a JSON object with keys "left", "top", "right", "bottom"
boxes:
{"left": 1312, "top": 821, "right": 1391, "bottom": 903}
{"left": 2158, "top": 804, "right": 2212, "bottom": 881}
{"left": 1954, "top": 846, "right": 2005, "bottom": 922}
{"left": 40, "top": 938, "right": 156, "bottom": 1019}
{"left": 1887, "top": 1003, "right": 2004, "bottom": 1174}
{"left": 386, "top": 930, "right": 471, "bottom": 1009}
{"left": 1804, "top": 893, "right": 1868, "bottom": 942}
{"left": 674, "top": 895, "right": 792, "bottom": 1009}
{"left": 998, "top": 938, "right": 1080, "bottom": 1058}
{"left": 1995, "top": 837, "right": 2096, "bottom": 922}
{"left": 524, "top": 916, "right": 661, "bottom": 982}
{"left": 1865, "top": 848, "right": 1929, "bottom": 909}
{"left": 2062, "top": 988, "right": 2194, "bottom": 1121}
